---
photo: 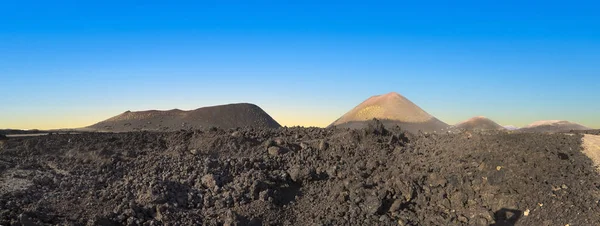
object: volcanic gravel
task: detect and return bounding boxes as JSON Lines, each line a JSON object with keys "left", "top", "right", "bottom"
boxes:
{"left": 1, "top": 122, "right": 600, "bottom": 226}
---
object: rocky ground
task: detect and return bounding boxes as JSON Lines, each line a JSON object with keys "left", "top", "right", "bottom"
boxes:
{"left": 1, "top": 121, "right": 600, "bottom": 226}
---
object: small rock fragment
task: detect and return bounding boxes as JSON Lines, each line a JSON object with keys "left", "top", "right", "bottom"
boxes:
{"left": 274, "top": 138, "right": 285, "bottom": 146}
{"left": 259, "top": 190, "right": 272, "bottom": 201}
{"left": 300, "top": 142, "right": 309, "bottom": 150}
{"left": 388, "top": 134, "right": 398, "bottom": 145}
{"left": 379, "top": 215, "right": 390, "bottom": 222}
{"left": 450, "top": 192, "right": 467, "bottom": 208}
{"left": 478, "top": 162, "right": 486, "bottom": 171}
{"left": 388, "top": 199, "right": 404, "bottom": 213}
{"left": 428, "top": 173, "right": 447, "bottom": 187}
{"left": 201, "top": 174, "right": 218, "bottom": 188}
{"left": 326, "top": 166, "right": 338, "bottom": 178}
{"left": 318, "top": 140, "right": 329, "bottom": 151}
{"left": 231, "top": 131, "right": 242, "bottom": 138}
{"left": 288, "top": 166, "right": 314, "bottom": 183}
{"left": 558, "top": 152, "right": 569, "bottom": 160}
{"left": 223, "top": 210, "right": 240, "bottom": 226}
{"left": 398, "top": 219, "right": 406, "bottom": 226}
{"left": 268, "top": 146, "right": 283, "bottom": 156}
{"left": 364, "top": 195, "right": 382, "bottom": 214}
{"left": 473, "top": 216, "right": 488, "bottom": 226}
{"left": 264, "top": 139, "right": 276, "bottom": 148}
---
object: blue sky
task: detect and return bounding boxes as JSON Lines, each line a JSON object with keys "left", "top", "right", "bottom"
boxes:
{"left": 1, "top": 1, "right": 599, "bottom": 129}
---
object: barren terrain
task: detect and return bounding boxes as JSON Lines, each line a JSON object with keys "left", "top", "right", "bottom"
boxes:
{"left": 1, "top": 122, "right": 600, "bottom": 225}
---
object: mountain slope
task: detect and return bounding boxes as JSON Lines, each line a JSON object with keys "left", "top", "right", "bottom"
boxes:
{"left": 328, "top": 92, "right": 449, "bottom": 133}
{"left": 519, "top": 120, "right": 590, "bottom": 133}
{"left": 87, "top": 103, "right": 281, "bottom": 132}
{"left": 454, "top": 116, "right": 505, "bottom": 131}
{"left": 503, "top": 125, "right": 520, "bottom": 131}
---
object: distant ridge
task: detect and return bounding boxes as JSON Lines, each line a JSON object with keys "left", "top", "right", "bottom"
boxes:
{"left": 454, "top": 116, "right": 505, "bottom": 131}
{"left": 519, "top": 120, "right": 590, "bottom": 133}
{"left": 328, "top": 92, "right": 449, "bottom": 133}
{"left": 87, "top": 103, "right": 281, "bottom": 132}
{"left": 503, "top": 125, "right": 520, "bottom": 131}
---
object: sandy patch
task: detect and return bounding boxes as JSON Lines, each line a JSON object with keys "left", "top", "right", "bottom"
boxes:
{"left": 583, "top": 134, "right": 600, "bottom": 169}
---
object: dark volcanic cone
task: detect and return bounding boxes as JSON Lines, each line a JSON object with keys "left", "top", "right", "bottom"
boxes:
{"left": 454, "top": 116, "right": 506, "bottom": 131}
{"left": 328, "top": 92, "right": 449, "bottom": 133}
{"left": 87, "top": 103, "right": 281, "bottom": 132}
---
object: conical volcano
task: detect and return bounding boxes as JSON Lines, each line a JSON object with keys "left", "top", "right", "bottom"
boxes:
{"left": 87, "top": 103, "right": 281, "bottom": 132}
{"left": 454, "top": 116, "right": 505, "bottom": 131}
{"left": 328, "top": 92, "right": 449, "bottom": 133}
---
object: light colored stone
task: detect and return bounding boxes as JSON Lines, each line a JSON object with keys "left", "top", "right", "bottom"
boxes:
{"left": 300, "top": 142, "right": 309, "bottom": 150}
{"left": 268, "top": 146, "right": 282, "bottom": 156}
{"left": 318, "top": 140, "right": 329, "bottom": 151}
{"left": 201, "top": 174, "right": 218, "bottom": 188}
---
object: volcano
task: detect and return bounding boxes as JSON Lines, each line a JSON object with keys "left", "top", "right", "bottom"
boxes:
{"left": 87, "top": 103, "right": 281, "bottom": 132}
{"left": 454, "top": 116, "right": 505, "bottom": 131}
{"left": 519, "top": 120, "right": 591, "bottom": 133}
{"left": 328, "top": 92, "right": 449, "bottom": 133}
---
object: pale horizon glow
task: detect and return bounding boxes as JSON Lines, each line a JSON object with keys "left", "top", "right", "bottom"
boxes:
{"left": 2, "top": 96, "right": 597, "bottom": 130}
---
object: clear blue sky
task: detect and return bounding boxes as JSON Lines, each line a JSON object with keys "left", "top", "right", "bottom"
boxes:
{"left": 1, "top": 1, "right": 599, "bottom": 129}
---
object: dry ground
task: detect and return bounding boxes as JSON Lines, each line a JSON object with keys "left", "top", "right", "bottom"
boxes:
{"left": 1, "top": 123, "right": 600, "bottom": 225}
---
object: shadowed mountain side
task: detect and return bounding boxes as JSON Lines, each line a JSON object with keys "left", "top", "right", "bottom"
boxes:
{"left": 87, "top": 103, "right": 281, "bottom": 132}
{"left": 331, "top": 118, "right": 450, "bottom": 133}
{"left": 454, "top": 116, "right": 506, "bottom": 131}
{"left": 519, "top": 120, "right": 591, "bottom": 133}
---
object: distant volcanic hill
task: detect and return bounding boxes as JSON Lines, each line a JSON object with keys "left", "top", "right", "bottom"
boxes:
{"left": 328, "top": 92, "right": 449, "bottom": 133}
{"left": 519, "top": 120, "right": 591, "bottom": 133}
{"left": 87, "top": 103, "right": 281, "bottom": 132}
{"left": 503, "top": 125, "right": 520, "bottom": 131}
{"left": 453, "top": 116, "right": 505, "bottom": 131}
